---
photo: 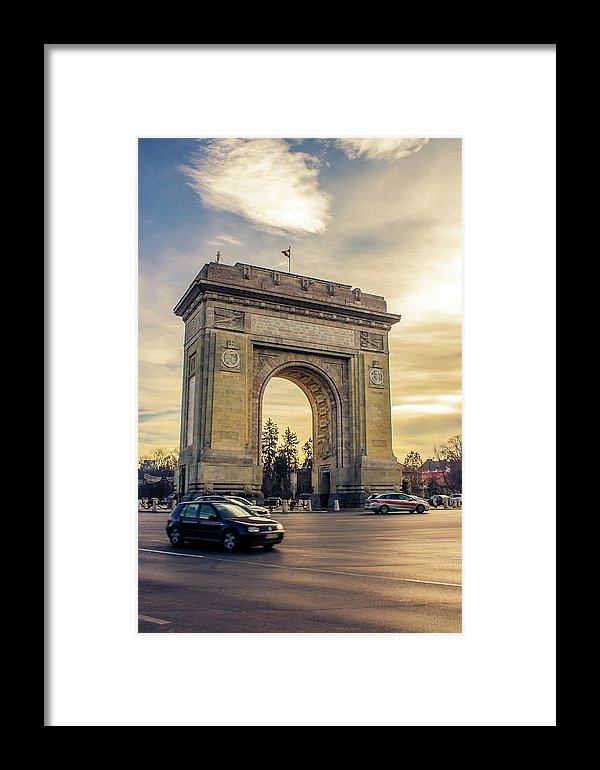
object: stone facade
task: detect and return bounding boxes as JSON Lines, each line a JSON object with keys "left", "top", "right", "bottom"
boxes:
{"left": 174, "top": 262, "right": 402, "bottom": 507}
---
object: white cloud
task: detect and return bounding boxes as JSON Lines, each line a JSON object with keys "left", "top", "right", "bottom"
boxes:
{"left": 206, "top": 234, "right": 243, "bottom": 246}
{"left": 393, "top": 404, "right": 460, "bottom": 415}
{"left": 337, "top": 137, "right": 430, "bottom": 160}
{"left": 402, "top": 394, "right": 462, "bottom": 405}
{"left": 182, "top": 139, "right": 331, "bottom": 235}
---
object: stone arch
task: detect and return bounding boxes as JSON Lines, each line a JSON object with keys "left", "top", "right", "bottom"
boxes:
{"left": 253, "top": 353, "right": 348, "bottom": 482}
{"left": 253, "top": 357, "right": 347, "bottom": 473}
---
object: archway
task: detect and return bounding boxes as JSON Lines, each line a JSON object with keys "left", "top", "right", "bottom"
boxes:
{"left": 261, "top": 377, "right": 312, "bottom": 498}
{"left": 257, "top": 359, "right": 345, "bottom": 503}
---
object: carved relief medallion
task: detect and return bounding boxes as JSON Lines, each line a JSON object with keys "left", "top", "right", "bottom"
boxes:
{"left": 221, "top": 347, "right": 241, "bottom": 370}
{"left": 369, "top": 366, "right": 384, "bottom": 388}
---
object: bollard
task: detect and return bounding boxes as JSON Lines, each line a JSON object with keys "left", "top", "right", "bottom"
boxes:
{"left": 282, "top": 499, "right": 289, "bottom": 512}
{"left": 306, "top": 499, "right": 312, "bottom": 511}
{"left": 152, "top": 498, "right": 158, "bottom": 512}
{"left": 251, "top": 500, "right": 256, "bottom": 506}
{"left": 334, "top": 499, "right": 340, "bottom": 511}
{"left": 171, "top": 498, "right": 177, "bottom": 510}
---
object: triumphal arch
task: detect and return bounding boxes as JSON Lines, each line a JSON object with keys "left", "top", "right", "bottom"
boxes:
{"left": 174, "top": 262, "right": 402, "bottom": 507}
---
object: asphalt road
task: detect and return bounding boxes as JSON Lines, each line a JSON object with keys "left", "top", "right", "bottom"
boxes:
{"left": 138, "top": 508, "right": 462, "bottom": 633}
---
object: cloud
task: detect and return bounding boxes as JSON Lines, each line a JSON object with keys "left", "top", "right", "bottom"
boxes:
{"left": 206, "top": 234, "right": 243, "bottom": 246}
{"left": 392, "top": 404, "right": 460, "bottom": 416}
{"left": 336, "top": 137, "right": 429, "bottom": 161}
{"left": 181, "top": 139, "right": 331, "bottom": 235}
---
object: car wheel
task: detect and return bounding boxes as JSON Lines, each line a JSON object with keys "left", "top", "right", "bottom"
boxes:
{"left": 379, "top": 505, "right": 389, "bottom": 514}
{"left": 415, "top": 504, "right": 426, "bottom": 514}
{"left": 222, "top": 531, "right": 239, "bottom": 552}
{"left": 169, "top": 527, "right": 183, "bottom": 546}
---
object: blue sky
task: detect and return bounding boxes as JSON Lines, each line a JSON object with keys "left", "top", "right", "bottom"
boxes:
{"left": 138, "top": 137, "right": 462, "bottom": 462}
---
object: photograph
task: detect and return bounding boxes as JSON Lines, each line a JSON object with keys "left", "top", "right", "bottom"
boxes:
{"left": 138, "top": 137, "right": 463, "bottom": 633}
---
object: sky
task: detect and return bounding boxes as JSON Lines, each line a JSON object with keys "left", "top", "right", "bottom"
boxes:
{"left": 138, "top": 137, "right": 462, "bottom": 464}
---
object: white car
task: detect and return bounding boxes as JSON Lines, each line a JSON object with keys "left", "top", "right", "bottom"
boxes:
{"left": 364, "top": 492, "right": 430, "bottom": 514}
{"left": 194, "top": 494, "right": 271, "bottom": 517}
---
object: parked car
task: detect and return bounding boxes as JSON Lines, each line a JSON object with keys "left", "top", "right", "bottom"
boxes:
{"left": 166, "top": 500, "right": 285, "bottom": 551}
{"left": 448, "top": 493, "right": 462, "bottom": 508}
{"left": 429, "top": 494, "right": 449, "bottom": 507}
{"left": 194, "top": 494, "right": 270, "bottom": 517}
{"left": 263, "top": 497, "right": 282, "bottom": 510}
{"left": 364, "top": 492, "right": 430, "bottom": 514}
{"left": 291, "top": 493, "right": 313, "bottom": 510}
{"left": 223, "top": 495, "right": 271, "bottom": 517}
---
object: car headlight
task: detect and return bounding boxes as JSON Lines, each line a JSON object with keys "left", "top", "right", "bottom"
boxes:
{"left": 276, "top": 523, "right": 284, "bottom": 530}
{"left": 247, "top": 526, "right": 260, "bottom": 532}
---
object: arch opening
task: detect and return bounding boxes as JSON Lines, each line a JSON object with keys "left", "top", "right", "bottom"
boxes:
{"left": 256, "top": 360, "right": 345, "bottom": 505}
{"left": 261, "top": 377, "right": 313, "bottom": 499}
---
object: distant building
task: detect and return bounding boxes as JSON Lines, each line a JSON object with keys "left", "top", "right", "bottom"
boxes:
{"left": 420, "top": 458, "right": 451, "bottom": 493}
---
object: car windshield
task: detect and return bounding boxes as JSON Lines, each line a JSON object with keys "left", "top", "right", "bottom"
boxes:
{"left": 213, "top": 503, "right": 254, "bottom": 519}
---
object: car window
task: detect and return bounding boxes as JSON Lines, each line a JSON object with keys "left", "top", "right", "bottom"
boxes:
{"left": 180, "top": 504, "right": 199, "bottom": 519}
{"left": 196, "top": 504, "right": 216, "bottom": 520}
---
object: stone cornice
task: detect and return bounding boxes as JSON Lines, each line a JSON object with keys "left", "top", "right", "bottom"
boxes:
{"left": 180, "top": 289, "right": 399, "bottom": 331}
{"left": 175, "top": 278, "right": 401, "bottom": 328}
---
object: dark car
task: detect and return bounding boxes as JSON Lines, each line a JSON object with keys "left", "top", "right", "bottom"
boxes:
{"left": 263, "top": 497, "right": 282, "bottom": 510}
{"left": 166, "top": 500, "right": 285, "bottom": 551}
{"left": 429, "top": 494, "right": 449, "bottom": 507}
{"left": 291, "top": 493, "right": 312, "bottom": 510}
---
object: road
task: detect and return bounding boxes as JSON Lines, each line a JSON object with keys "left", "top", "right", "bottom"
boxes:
{"left": 138, "top": 508, "right": 462, "bottom": 633}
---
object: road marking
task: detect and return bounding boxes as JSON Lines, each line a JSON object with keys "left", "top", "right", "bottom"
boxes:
{"left": 138, "top": 548, "right": 461, "bottom": 588}
{"left": 138, "top": 614, "right": 171, "bottom": 625}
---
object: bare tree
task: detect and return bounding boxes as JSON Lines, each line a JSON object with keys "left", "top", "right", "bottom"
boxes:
{"left": 139, "top": 447, "right": 179, "bottom": 471}
{"left": 433, "top": 434, "right": 462, "bottom": 494}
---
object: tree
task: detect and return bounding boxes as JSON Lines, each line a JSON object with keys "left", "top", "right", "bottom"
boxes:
{"left": 272, "top": 452, "right": 293, "bottom": 499}
{"left": 403, "top": 451, "right": 423, "bottom": 496}
{"left": 261, "top": 418, "right": 279, "bottom": 468}
{"left": 157, "top": 447, "right": 179, "bottom": 471}
{"left": 433, "top": 434, "right": 462, "bottom": 494}
{"left": 302, "top": 438, "right": 313, "bottom": 472}
{"left": 261, "top": 419, "right": 279, "bottom": 498}
{"left": 261, "top": 423, "right": 302, "bottom": 498}
{"left": 140, "top": 446, "right": 179, "bottom": 471}
{"left": 138, "top": 447, "right": 178, "bottom": 500}
{"left": 281, "top": 427, "right": 300, "bottom": 471}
